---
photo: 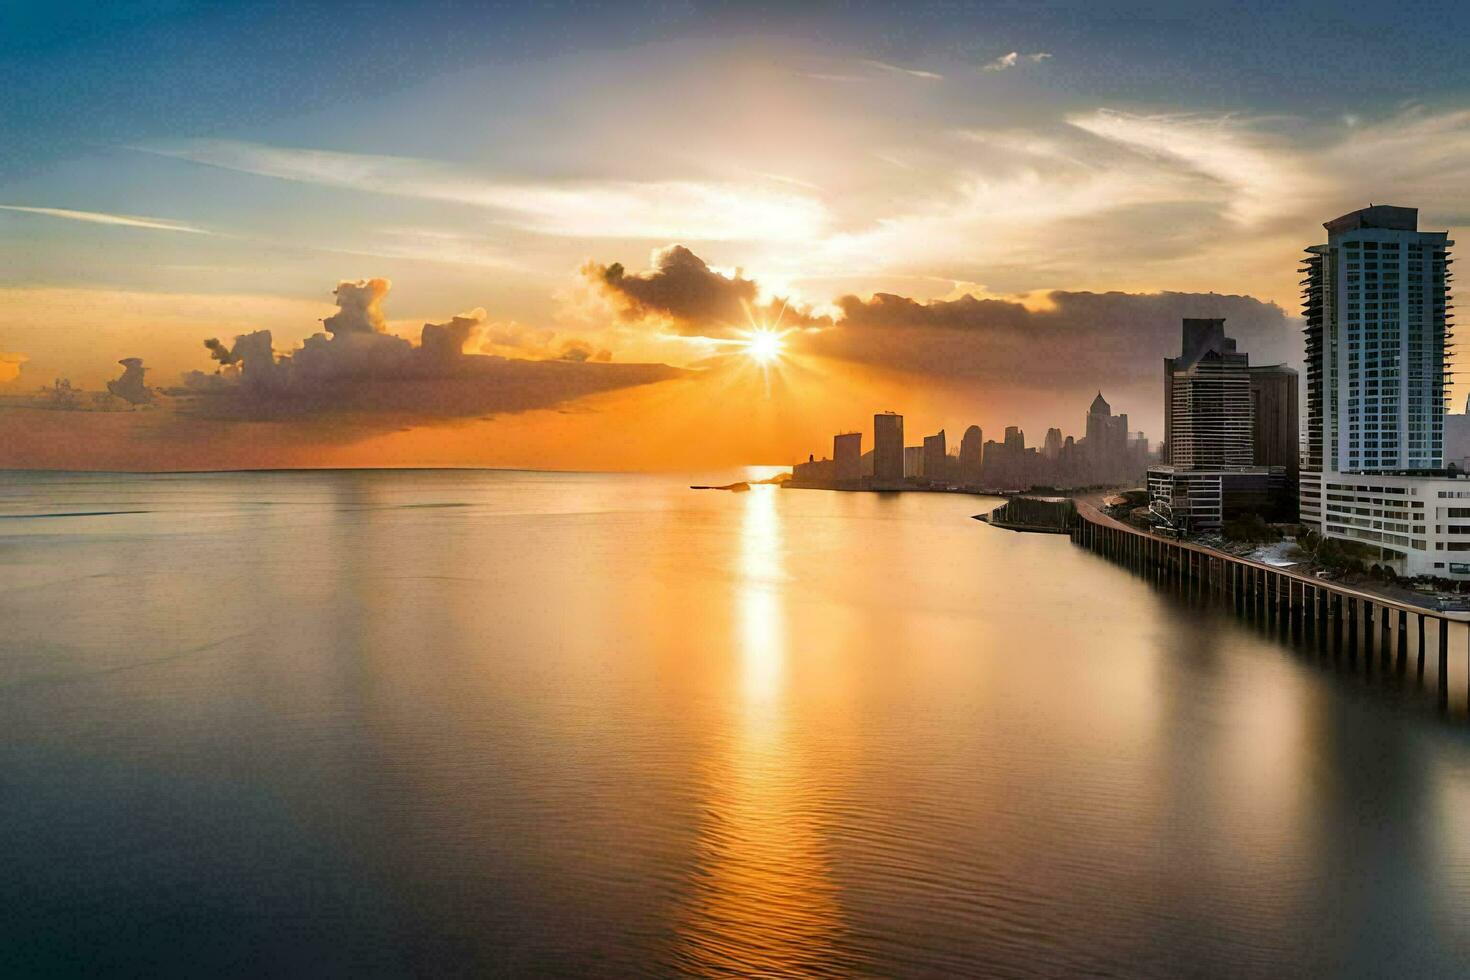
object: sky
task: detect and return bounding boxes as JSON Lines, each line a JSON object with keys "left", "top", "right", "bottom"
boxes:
{"left": 3, "top": 0, "right": 1469, "bottom": 471}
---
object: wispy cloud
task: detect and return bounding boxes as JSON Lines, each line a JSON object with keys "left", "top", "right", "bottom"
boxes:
{"left": 983, "top": 51, "right": 1052, "bottom": 72}
{"left": 1066, "top": 109, "right": 1315, "bottom": 224}
{"left": 133, "top": 140, "right": 829, "bottom": 243}
{"left": 0, "top": 205, "right": 212, "bottom": 235}
{"left": 863, "top": 59, "right": 944, "bottom": 81}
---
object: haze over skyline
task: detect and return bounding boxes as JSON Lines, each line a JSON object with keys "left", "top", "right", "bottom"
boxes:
{"left": 4, "top": 0, "right": 1469, "bottom": 470}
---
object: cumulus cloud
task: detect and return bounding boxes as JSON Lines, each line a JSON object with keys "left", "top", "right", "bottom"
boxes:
{"left": 983, "top": 51, "right": 1052, "bottom": 71}
{"left": 106, "top": 358, "right": 154, "bottom": 405}
{"left": 322, "top": 278, "right": 390, "bottom": 335}
{"left": 174, "top": 279, "right": 681, "bottom": 420}
{"left": 584, "top": 244, "right": 825, "bottom": 337}
{"left": 0, "top": 351, "right": 27, "bottom": 384}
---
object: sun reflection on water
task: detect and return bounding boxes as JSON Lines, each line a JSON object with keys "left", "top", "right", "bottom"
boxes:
{"left": 671, "top": 485, "right": 852, "bottom": 975}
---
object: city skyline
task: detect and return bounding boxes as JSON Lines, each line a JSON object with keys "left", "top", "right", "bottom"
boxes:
{"left": 5, "top": 2, "right": 1470, "bottom": 471}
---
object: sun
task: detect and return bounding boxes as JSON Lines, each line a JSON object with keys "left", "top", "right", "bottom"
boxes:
{"left": 742, "top": 328, "right": 786, "bottom": 364}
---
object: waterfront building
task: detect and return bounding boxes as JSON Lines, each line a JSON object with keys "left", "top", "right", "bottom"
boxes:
{"left": 1300, "top": 204, "right": 1462, "bottom": 577}
{"left": 873, "top": 412, "right": 904, "bottom": 483}
{"left": 833, "top": 431, "right": 863, "bottom": 483}
{"left": 903, "top": 445, "right": 924, "bottom": 479}
{"left": 1149, "top": 318, "right": 1288, "bottom": 531}
{"left": 1249, "top": 365, "right": 1299, "bottom": 479}
{"left": 1162, "top": 319, "right": 1252, "bottom": 468}
{"left": 793, "top": 452, "right": 834, "bottom": 483}
{"left": 959, "top": 425, "right": 984, "bottom": 485}
{"left": 922, "top": 430, "right": 947, "bottom": 483}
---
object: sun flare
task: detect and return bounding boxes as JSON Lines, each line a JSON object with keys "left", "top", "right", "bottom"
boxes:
{"left": 742, "top": 329, "right": 786, "bottom": 364}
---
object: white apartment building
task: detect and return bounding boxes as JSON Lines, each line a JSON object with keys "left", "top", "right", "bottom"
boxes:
{"left": 1300, "top": 205, "right": 1463, "bottom": 576}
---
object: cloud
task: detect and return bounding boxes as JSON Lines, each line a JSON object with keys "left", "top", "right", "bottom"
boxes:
{"left": 134, "top": 140, "right": 828, "bottom": 243}
{"left": 1066, "top": 109, "right": 1314, "bottom": 225}
{"left": 583, "top": 245, "right": 1294, "bottom": 406}
{"left": 584, "top": 244, "right": 825, "bottom": 338}
{"left": 106, "top": 358, "right": 153, "bottom": 405}
{"left": 863, "top": 60, "right": 943, "bottom": 81}
{"left": 983, "top": 51, "right": 1051, "bottom": 71}
{"left": 322, "top": 278, "right": 390, "bottom": 334}
{"left": 0, "top": 351, "right": 27, "bottom": 384}
{"left": 0, "top": 205, "right": 211, "bottom": 235}
{"left": 815, "top": 289, "right": 1296, "bottom": 387}
{"left": 174, "top": 278, "right": 682, "bottom": 420}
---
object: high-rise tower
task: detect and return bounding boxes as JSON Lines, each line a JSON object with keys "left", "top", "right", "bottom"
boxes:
{"left": 1297, "top": 205, "right": 1462, "bottom": 577}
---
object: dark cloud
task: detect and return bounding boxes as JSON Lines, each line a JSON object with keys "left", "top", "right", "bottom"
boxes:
{"left": 584, "top": 244, "right": 825, "bottom": 337}
{"left": 203, "top": 337, "right": 240, "bottom": 365}
{"left": 819, "top": 289, "right": 1297, "bottom": 385}
{"left": 174, "top": 279, "right": 681, "bottom": 420}
{"left": 106, "top": 358, "right": 153, "bottom": 405}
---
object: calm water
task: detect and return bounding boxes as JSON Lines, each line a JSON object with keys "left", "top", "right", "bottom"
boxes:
{"left": 6, "top": 469, "right": 1470, "bottom": 976}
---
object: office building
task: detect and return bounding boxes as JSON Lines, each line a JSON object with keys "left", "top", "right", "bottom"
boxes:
{"left": 1042, "top": 427, "right": 1063, "bottom": 460}
{"left": 922, "top": 430, "right": 947, "bottom": 482}
{"left": 1249, "top": 365, "right": 1299, "bottom": 479}
{"left": 1162, "top": 319, "right": 1252, "bottom": 468}
{"left": 873, "top": 412, "right": 904, "bottom": 483}
{"left": 1300, "top": 204, "right": 1461, "bottom": 576}
{"left": 1149, "top": 318, "right": 1288, "bottom": 531}
{"left": 833, "top": 432, "right": 862, "bottom": 483}
{"left": 959, "top": 426, "right": 984, "bottom": 485}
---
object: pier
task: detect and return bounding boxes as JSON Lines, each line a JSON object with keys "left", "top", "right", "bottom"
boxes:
{"left": 1070, "top": 499, "right": 1470, "bottom": 713}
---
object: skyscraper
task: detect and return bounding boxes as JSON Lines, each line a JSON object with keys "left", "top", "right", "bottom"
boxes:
{"left": 1248, "top": 365, "right": 1299, "bottom": 479}
{"left": 922, "top": 430, "right": 947, "bottom": 482}
{"left": 873, "top": 412, "right": 904, "bottom": 483}
{"left": 1042, "top": 427, "right": 1063, "bottom": 460}
{"left": 833, "top": 431, "right": 862, "bottom": 483}
{"left": 959, "top": 425, "right": 984, "bottom": 484}
{"left": 1163, "top": 319, "right": 1252, "bottom": 468}
{"left": 1148, "top": 318, "right": 1287, "bottom": 531}
{"left": 1300, "top": 205, "right": 1458, "bottom": 576}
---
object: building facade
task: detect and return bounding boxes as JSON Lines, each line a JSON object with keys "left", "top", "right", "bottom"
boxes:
{"left": 1162, "top": 319, "right": 1253, "bottom": 468}
{"left": 958, "top": 425, "right": 984, "bottom": 485}
{"left": 922, "top": 430, "right": 947, "bottom": 482}
{"left": 833, "top": 431, "right": 862, "bottom": 483}
{"left": 1248, "top": 365, "right": 1299, "bottom": 479}
{"left": 1300, "top": 205, "right": 1462, "bottom": 576}
{"left": 1149, "top": 318, "right": 1288, "bottom": 531}
{"left": 873, "top": 412, "right": 904, "bottom": 483}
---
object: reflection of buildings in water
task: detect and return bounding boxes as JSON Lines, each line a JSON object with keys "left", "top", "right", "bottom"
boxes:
{"left": 671, "top": 486, "right": 852, "bottom": 975}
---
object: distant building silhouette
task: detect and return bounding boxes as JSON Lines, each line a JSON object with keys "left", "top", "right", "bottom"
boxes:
{"left": 873, "top": 412, "right": 904, "bottom": 483}
{"left": 1042, "top": 427, "right": 1063, "bottom": 460}
{"left": 922, "top": 430, "right": 947, "bottom": 483}
{"left": 959, "top": 425, "right": 984, "bottom": 484}
{"left": 903, "top": 445, "right": 924, "bottom": 478}
{"left": 833, "top": 431, "right": 863, "bottom": 483}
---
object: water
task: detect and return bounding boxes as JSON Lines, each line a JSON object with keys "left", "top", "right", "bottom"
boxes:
{"left": 5, "top": 468, "right": 1470, "bottom": 976}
